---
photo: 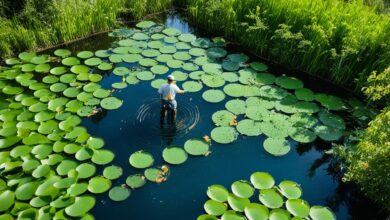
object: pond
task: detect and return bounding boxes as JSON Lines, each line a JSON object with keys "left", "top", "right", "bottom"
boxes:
{"left": 0, "top": 9, "right": 383, "bottom": 220}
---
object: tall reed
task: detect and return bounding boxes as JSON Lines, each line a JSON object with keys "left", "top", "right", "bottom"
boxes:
{"left": 0, "top": 0, "right": 172, "bottom": 60}
{"left": 178, "top": 0, "right": 390, "bottom": 90}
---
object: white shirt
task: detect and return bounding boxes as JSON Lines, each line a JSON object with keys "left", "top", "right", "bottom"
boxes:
{"left": 158, "top": 83, "right": 181, "bottom": 100}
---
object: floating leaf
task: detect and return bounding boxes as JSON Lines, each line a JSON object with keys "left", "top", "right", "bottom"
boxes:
{"left": 144, "top": 168, "right": 164, "bottom": 182}
{"left": 231, "top": 180, "right": 254, "bottom": 199}
{"left": 184, "top": 139, "right": 210, "bottom": 156}
{"left": 162, "top": 146, "right": 188, "bottom": 165}
{"left": 202, "top": 90, "right": 226, "bottom": 103}
{"left": 126, "top": 174, "right": 146, "bottom": 189}
{"left": 109, "top": 186, "right": 131, "bottom": 202}
{"left": 225, "top": 99, "right": 246, "bottom": 115}
{"left": 129, "top": 151, "right": 154, "bottom": 169}
{"left": 183, "top": 81, "right": 203, "bottom": 92}
{"left": 151, "top": 79, "right": 166, "bottom": 89}
{"left": 244, "top": 203, "right": 269, "bottom": 220}
{"left": 76, "top": 163, "right": 96, "bottom": 179}
{"left": 286, "top": 199, "right": 310, "bottom": 218}
{"left": 269, "top": 209, "right": 291, "bottom": 220}
{"left": 211, "top": 127, "right": 237, "bottom": 144}
{"left": 212, "top": 110, "right": 235, "bottom": 127}
{"left": 259, "top": 188, "right": 284, "bottom": 209}
{"left": 204, "top": 200, "right": 227, "bottom": 216}
{"left": 250, "top": 62, "right": 268, "bottom": 71}
{"left": 288, "top": 127, "right": 316, "bottom": 143}
{"left": 237, "top": 119, "right": 262, "bottom": 136}
{"left": 103, "top": 165, "right": 123, "bottom": 180}
{"left": 0, "top": 190, "right": 15, "bottom": 212}
{"left": 100, "top": 97, "right": 123, "bottom": 110}
{"left": 263, "top": 138, "right": 291, "bottom": 156}
{"left": 314, "top": 125, "right": 343, "bottom": 141}
{"left": 91, "top": 149, "right": 114, "bottom": 165}
{"left": 65, "top": 196, "right": 95, "bottom": 217}
{"left": 227, "top": 193, "right": 250, "bottom": 212}
{"left": 207, "top": 185, "right": 229, "bottom": 202}
{"left": 309, "top": 206, "right": 336, "bottom": 220}
{"left": 88, "top": 176, "right": 111, "bottom": 194}
{"left": 275, "top": 76, "right": 303, "bottom": 89}
{"left": 278, "top": 180, "right": 302, "bottom": 199}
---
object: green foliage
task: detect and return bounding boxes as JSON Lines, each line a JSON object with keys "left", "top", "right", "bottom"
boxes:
{"left": 363, "top": 66, "right": 390, "bottom": 104}
{"left": 178, "top": 0, "right": 390, "bottom": 90}
{"left": 0, "top": 0, "right": 172, "bottom": 59}
{"left": 340, "top": 108, "right": 390, "bottom": 211}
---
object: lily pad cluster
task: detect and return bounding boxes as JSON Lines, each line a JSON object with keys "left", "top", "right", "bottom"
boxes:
{"left": 198, "top": 171, "right": 336, "bottom": 220}
{"left": 0, "top": 42, "right": 128, "bottom": 217}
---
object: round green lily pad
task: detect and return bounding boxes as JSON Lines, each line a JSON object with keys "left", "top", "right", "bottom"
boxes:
{"left": 244, "top": 203, "right": 269, "bottom": 220}
{"left": 62, "top": 57, "right": 80, "bottom": 66}
{"left": 77, "top": 51, "right": 94, "bottom": 59}
{"left": 151, "top": 65, "right": 169, "bottom": 75}
{"left": 288, "top": 127, "right": 316, "bottom": 143}
{"left": 109, "top": 186, "right": 131, "bottom": 202}
{"left": 162, "top": 146, "right": 188, "bottom": 165}
{"left": 314, "top": 125, "right": 343, "bottom": 141}
{"left": 259, "top": 188, "right": 284, "bottom": 209}
{"left": 129, "top": 151, "right": 154, "bottom": 169}
{"left": 225, "top": 99, "right": 246, "bottom": 115}
{"left": 100, "top": 97, "right": 123, "bottom": 110}
{"left": 183, "top": 81, "right": 203, "bottom": 92}
{"left": 163, "top": 27, "right": 181, "bottom": 36}
{"left": 197, "top": 214, "right": 218, "bottom": 220}
{"left": 65, "top": 196, "right": 95, "bottom": 217}
{"left": 207, "top": 47, "right": 227, "bottom": 58}
{"left": 137, "top": 71, "right": 155, "bottom": 81}
{"left": 103, "top": 165, "right": 123, "bottom": 180}
{"left": 227, "top": 193, "right": 251, "bottom": 212}
{"left": 76, "top": 163, "right": 96, "bottom": 179}
{"left": 263, "top": 138, "right": 291, "bottom": 156}
{"left": 237, "top": 119, "right": 262, "bottom": 136}
{"left": 88, "top": 176, "right": 111, "bottom": 194}
{"left": 278, "top": 180, "right": 302, "bottom": 199}
{"left": 55, "top": 49, "right": 71, "bottom": 58}
{"left": 171, "top": 71, "right": 188, "bottom": 81}
{"left": 231, "top": 180, "right": 254, "bottom": 199}
{"left": 184, "top": 138, "right": 210, "bottom": 156}
{"left": 202, "top": 90, "right": 226, "bottom": 103}
{"left": 210, "top": 127, "right": 237, "bottom": 144}
{"left": 151, "top": 79, "right": 167, "bottom": 89}
{"left": 286, "top": 199, "right": 310, "bottom": 218}
{"left": 204, "top": 200, "right": 227, "bottom": 216}
{"left": 207, "top": 184, "right": 229, "bottom": 202}
{"left": 212, "top": 110, "right": 235, "bottom": 127}
{"left": 144, "top": 168, "right": 164, "bottom": 182}
{"left": 126, "top": 174, "right": 146, "bottom": 189}
{"left": 91, "top": 149, "right": 114, "bottom": 165}
{"left": 269, "top": 209, "right": 291, "bottom": 220}
{"left": 309, "top": 206, "right": 336, "bottom": 220}
{"left": 113, "top": 67, "right": 129, "bottom": 76}
{"left": 93, "top": 88, "right": 110, "bottom": 98}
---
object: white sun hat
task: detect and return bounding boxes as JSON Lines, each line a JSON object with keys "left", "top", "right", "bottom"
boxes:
{"left": 167, "top": 75, "right": 175, "bottom": 80}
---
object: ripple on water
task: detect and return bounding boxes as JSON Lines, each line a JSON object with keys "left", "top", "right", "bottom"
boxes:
{"left": 133, "top": 97, "right": 200, "bottom": 142}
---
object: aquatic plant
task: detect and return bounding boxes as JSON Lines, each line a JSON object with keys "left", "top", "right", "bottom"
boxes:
{"left": 197, "top": 171, "right": 336, "bottom": 219}
{"left": 178, "top": 0, "right": 390, "bottom": 90}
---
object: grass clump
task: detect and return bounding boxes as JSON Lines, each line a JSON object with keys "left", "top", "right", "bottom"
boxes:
{"left": 178, "top": 0, "right": 390, "bottom": 90}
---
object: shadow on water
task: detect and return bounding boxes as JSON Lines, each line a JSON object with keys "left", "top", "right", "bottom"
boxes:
{"left": 42, "top": 9, "right": 388, "bottom": 220}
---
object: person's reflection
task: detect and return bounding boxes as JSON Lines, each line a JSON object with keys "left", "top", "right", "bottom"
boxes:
{"left": 160, "top": 122, "right": 177, "bottom": 146}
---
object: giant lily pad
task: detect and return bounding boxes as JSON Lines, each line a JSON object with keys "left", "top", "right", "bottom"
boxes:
{"left": 286, "top": 199, "right": 310, "bottom": 218}
{"left": 184, "top": 139, "right": 210, "bottom": 156}
{"left": 309, "top": 206, "right": 336, "bottom": 220}
{"left": 126, "top": 174, "right": 146, "bottom": 189}
{"left": 129, "top": 151, "right": 154, "bottom": 168}
{"left": 162, "top": 146, "right": 188, "bottom": 165}
{"left": 231, "top": 180, "right": 254, "bottom": 199}
{"left": 100, "top": 97, "right": 123, "bottom": 110}
{"left": 202, "top": 74, "right": 225, "bottom": 88}
{"left": 109, "top": 186, "right": 131, "bottom": 202}
{"left": 103, "top": 165, "right": 123, "bottom": 180}
{"left": 225, "top": 99, "right": 246, "bottom": 115}
{"left": 237, "top": 119, "right": 262, "bottom": 136}
{"left": 202, "top": 90, "right": 225, "bottom": 103}
{"left": 314, "top": 125, "right": 343, "bottom": 141}
{"left": 259, "top": 188, "right": 284, "bottom": 209}
{"left": 204, "top": 200, "right": 227, "bottom": 216}
{"left": 88, "top": 176, "right": 111, "bottom": 194}
{"left": 212, "top": 110, "right": 235, "bottom": 127}
{"left": 207, "top": 185, "right": 229, "bottom": 202}
{"left": 65, "top": 196, "right": 95, "bottom": 217}
{"left": 183, "top": 81, "right": 203, "bottom": 92}
{"left": 263, "top": 138, "right": 291, "bottom": 156}
{"left": 210, "top": 127, "right": 237, "bottom": 144}
{"left": 244, "top": 203, "right": 269, "bottom": 220}
{"left": 278, "top": 180, "right": 302, "bottom": 199}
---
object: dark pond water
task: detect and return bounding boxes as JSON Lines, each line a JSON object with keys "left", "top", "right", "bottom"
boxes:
{"left": 49, "top": 10, "right": 385, "bottom": 220}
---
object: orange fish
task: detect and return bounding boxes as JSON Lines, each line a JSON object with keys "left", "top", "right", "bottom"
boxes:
{"left": 161, "top": 165, "right": 169, "bottom": 173}
{"left": 203, "top": 135, "right": 211, "bottom": 143}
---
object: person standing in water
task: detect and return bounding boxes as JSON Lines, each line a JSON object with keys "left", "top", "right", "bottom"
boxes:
{"left": 158, "top": 75, "right": 186, "bottom": 124}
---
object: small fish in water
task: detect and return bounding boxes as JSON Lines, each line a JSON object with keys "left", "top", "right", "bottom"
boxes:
{"left": 156, "top": 177, "right": 167, "bottom": 183}
{"left": 204, "top": 151, "right": 212, "bottom": 157}
{"left": 203, "top": 135, "right": 211, "bottom": 144}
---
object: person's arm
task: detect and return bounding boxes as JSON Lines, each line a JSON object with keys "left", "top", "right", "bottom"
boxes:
{"left": 158, "top": 86, "right": 163, "bottom": 99}
{"left": 174, "top": 84, "right": 186, "bottom": 94}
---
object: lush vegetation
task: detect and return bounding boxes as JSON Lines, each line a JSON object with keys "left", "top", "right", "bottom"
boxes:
{"left": 0, "top": 0, "right": 171, "bottom": 59}
{"left": 175, "top": 0, "right": 390, "bottom": 90}
{"left": 336, "top": 66, "right": 390, "bottom": 211}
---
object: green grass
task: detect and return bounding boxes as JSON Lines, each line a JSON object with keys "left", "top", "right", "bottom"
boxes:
{"left": 176, "top": 0, "right": 390, "bottom": 90}
{"left": 0, "top": 0, "right": 172, "bottom": 59}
